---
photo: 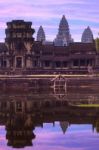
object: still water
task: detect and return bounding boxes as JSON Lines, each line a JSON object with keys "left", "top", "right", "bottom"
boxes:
{"left": 0, "top": 90, "right": 99, "bottom": 150}
{"left": 0, "top": 122, "right": 99, "bottom": 150}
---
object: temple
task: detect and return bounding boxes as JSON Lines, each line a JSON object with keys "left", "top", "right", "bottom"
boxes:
{"left": 54, "top": 15, "right": 73, "bottom": 46}
{"left": 0, "top": 92, "right": 99, "bottom": 148}
{"left": 81, "top": 26, "right": 94, "bottom": 43}
{"left": 37, "top": 26, "right": 46, "bottom": 42}
{"left": 0, "top": 16, "right": 98, "bottom": 75}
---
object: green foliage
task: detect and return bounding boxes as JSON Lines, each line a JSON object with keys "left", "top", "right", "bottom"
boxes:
{"left": 77, "top": 104, "right": 99, "bottom": 107}
{"left": 95, "top": 38, "right": 99, "bottom": 52}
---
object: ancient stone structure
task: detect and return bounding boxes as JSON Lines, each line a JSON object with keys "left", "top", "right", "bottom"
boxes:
{"left": 54, "top": 15, "right": 73, "bottom": 46}
{"left": 0, "top": 96, "right": 99, "bottom": 148}
{"left": 37, "top": 26, "right": 46, "bottom": 42}
{"left": 0, "top": 18, "right": 98, "bottom": 75}
{"left": 81, "top": 26, "right": 94, "bottom": 43}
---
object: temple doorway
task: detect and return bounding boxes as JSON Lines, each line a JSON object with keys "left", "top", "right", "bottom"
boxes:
{"left": 16, "top": 57, "right": 23, "bottom": 68}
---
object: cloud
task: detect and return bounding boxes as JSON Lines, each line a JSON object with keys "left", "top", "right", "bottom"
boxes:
{"left": 0, "top": 0, "right": 99, "bottom": 41}
{"left": 32, "top": 145, "right": 84, "bottom": 150}
{"left": 0, "top": 124, "right": 99, "bottom": 150}
{"left": 33, "top": 124, "right": 99, "bottom": 150}
{"left": 0, "top": 22, "right": 6, "bottom": 29}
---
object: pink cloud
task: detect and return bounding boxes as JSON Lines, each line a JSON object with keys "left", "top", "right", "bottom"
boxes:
{"left": 32, "top": 145, "right": 84, "bottom": 150}
{"left": 0, "top": 0, "right": 99, "bottom": 42}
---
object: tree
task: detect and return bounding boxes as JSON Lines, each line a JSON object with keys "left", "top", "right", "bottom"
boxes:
{"left": 95, "top": 38, "right": 99, "bottom": 53}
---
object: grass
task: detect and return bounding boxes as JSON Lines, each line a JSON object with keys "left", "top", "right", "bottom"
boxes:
{"left": 77, "top": 104, "right": 99, "bottom": 107}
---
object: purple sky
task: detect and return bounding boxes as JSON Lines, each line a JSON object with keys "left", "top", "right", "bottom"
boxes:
{"left": 0, "top": 0, "right": 99, "bottom": 42}
{"left": 0, "top": 123, "right": 99, "bottom": 150}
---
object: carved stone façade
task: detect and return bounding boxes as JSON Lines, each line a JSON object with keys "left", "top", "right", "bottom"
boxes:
{"left": 0, "top": 19, "right": 98, "bottom": 74}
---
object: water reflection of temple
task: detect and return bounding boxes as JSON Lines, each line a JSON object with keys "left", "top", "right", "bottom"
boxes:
{"left": 0, "top": 90, "right": 99, "bottom": 148}
{"left": 0, "top": 90, "right": 99, "bottom": 114}
{"left": 60, "top": 121, "right": 69, "bottom": 134}
{"left": 6, "top": 114, "right": 35, "bottom": 148}
{"left": 0, "top": 102, "right": 99, "bottom": 148}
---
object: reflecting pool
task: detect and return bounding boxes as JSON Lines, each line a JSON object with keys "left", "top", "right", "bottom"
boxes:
{"left": 0, "top": 89, "right": 99, "bottom": 150}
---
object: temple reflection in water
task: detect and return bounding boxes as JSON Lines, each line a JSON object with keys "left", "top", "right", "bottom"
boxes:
{"left": 0, "top": 88, "right": 99, "bottom": 148}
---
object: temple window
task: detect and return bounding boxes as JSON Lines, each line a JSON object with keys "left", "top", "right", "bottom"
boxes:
{"left": 87, "top": 59, "right": 93, "bottom": 66}
{"left": 1, "top": 60, "right": 7, "bottom": 68}
{"left": 33, "top": 61, "right": 37, "bottom": 67}
{"left": 73, "top": 60, "right": 79, "bottom": 66}
{"left": 80, "top": 59, "right": 85, "bottom": 66}
{"left": 63, "top": 61, "right": 67, "bottom": 68}
{"left": 16, "top": 57, "right": 22, "bottom": 68}
{"left": 44, "top": 60, "right": 50, "bottom": 67}
{"left": 3, "top": 60, "right": 7, "bottom": 67}
{"left": 55, "top": 61, "right": 61, "bottom": 68}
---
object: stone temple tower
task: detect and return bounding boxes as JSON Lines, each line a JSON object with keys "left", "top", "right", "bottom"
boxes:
{"left": 5, "top": 20, "right": 35, "bottom": 70}
{"left": 81, "top": 26, "right": 94, "bottom": 43}
{"left": 37, "top": 26, "right": 46, "bottom": 42}
{"left": 54, "top": 15, "right": 73, "bottom": 46}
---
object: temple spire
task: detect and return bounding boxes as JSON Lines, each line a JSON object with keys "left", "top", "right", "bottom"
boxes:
{"left": 59, "top": 15, "right": 69, "bottom": 28}
{"left": 37, "top": 26, "right": 46, "bottom": 42}
{"left": 54, "top": 15, "right": 73, "bottom": 46}
{"left": 81, "top": 26, "right": 94, "bottom": 43}
{"left": 60, "top": 121, "right": 69, "bottom": 134}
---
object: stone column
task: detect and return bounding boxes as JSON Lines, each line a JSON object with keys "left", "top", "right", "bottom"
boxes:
{"left": 95, "top": 38, "right": 99, "bottom": 72}
{"left": 22, "top": 57, "right": 24, "bottom": 68}
{"left": 26, "top": 57, "right": 32, "bottom": 68}
{"left": 7, "top": 59, "right": 10, "bottom": 68}
{"left": 68, "top": 60, "right": 72, "bottom": 69}
{"left": 39, "top": 61, "right": 42, "bottom": 68}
